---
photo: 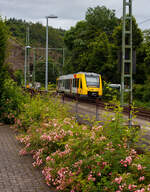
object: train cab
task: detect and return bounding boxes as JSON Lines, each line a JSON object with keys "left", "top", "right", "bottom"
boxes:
{"left": 56, "top": 72, "right": 102, "bottom": 98}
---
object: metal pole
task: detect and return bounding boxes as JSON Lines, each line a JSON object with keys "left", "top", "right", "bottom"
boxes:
{"left": 62, "top": 48, "right": 65, "bottom": 75}
{"left": 121, "top": 0, "right": 133, "bottom": 128}
{"left": 33, "top": 49, "right": 36, "bottom": 85}
{"left": 96, "top": 98, "right": 99, "bottom": 121}
{"left": 129, "top": 0, "right": 133, "bottom": 128}
{"left": 62, "top": 93, "right": 64, "bottom": 104}
{"left": 27, "top": 47, "right": 30, "bottom": 83}
{"left": 27, "top": 26, "right": 30, "bottom": 46}
{"left": 45, "top": 17, "right": 49, "bottom": 91}
{"left": 75, "top": 95, "right": 79, "bottom": 121}
{"left": 121, "top": 0, "right": 126, "bottom": 106}
{"left": 27, "top": 26, "right": 30, "bottom": 84}
{"left": 24, "top": 47, "right": 27, "bottom": 88}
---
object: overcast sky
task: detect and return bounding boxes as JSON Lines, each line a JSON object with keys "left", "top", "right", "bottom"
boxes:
{"left": 0, "top": 0, "right": 149, "bottom": 30}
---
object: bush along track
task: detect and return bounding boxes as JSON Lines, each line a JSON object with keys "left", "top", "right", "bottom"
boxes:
{"left": 12, "top": 94, "right": 150, "bottom": 192}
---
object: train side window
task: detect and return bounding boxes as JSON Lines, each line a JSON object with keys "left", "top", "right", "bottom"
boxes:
{"left": 63, "top": 80, "right": 65, "bottom": 87}
{"left": 67, "top": 80, "right": 69, "bottom": 89}
{"left": 74, "top": 79, "right": 76, "bottom": 87}
{"left": 72, "top": 79, "right": 74, "bottom": 87}
{"left": 65, "top": 79, "right": 70, "bottom": 89}
{"left": 70, "top": 79, "right": 72, "bottom": 87}
{"left": 76, "top": 78, "right": 79, "bottom": 88}
{"left": 73, "top": 79, "right": 76, "bottom": 87}
{"left": 68, "top": 79, "right": 70, "bottom": 89}
{"left": 65, "top": 80, "right": 67, "bottom": 89}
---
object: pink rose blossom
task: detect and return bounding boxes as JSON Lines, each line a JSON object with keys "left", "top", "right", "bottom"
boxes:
{"left": 114, "top": 176, "right": 122, "bottom": 184}
{"left": 147, "top": 184, "right": 150, "bottom": 191}
{"left": 137, "top": 164, "right": 143, "bottom": 170}
{"left": 139, "top": 176, "right": 145, "bottom": 181}
{"left": 88, "top": 174, "right": 96, "bottom": 182}
{"left": 128, "top": 184, "right": 137, "bottom": 191}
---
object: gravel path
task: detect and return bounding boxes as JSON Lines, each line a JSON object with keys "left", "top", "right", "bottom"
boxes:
{"left": 0, "top": 124, "right": 55, "bottom": 192}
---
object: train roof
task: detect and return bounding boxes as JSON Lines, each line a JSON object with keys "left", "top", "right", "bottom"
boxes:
{"left": 58, "top": 72, "right": 100, "bottom": 80}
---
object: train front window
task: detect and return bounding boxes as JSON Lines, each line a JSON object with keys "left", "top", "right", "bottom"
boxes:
{"left": 85, "top": 75, "right": 99, "bottom": 88}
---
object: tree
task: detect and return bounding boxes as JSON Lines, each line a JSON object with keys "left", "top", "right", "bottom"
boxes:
{"left": 6, "top": 18, "right": 65, "bottom": 48}
{"left": 0, "top": 18, "right": 8, "bottom": 100}
{"left": 35, "top": 57, "right": 59, "bottom": 84}
{"left": 112, "top": 17, "right": 143, "bottom": 50}
{"left": 14, "top": 69, "right": 24, "bottom": 85}
{"left": 64, "top": 6, "right": 119, "bottom": 81}
{"left": 85, "top": 6, "right": 119, "bottom": 40}
{"left": 64, "top": 21, "right": 89, "bottom": 73}
{"left": 86, "top": 33, "right": 117, "bottom": 81}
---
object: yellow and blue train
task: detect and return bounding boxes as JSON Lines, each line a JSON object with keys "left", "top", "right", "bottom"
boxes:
{"left": 56, "top": 72, "right": 102, "bottom": 98}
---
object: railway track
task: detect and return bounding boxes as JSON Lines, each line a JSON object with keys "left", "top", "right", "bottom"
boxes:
{"left": 134, "top": 108, "right": 150, "bottom": 120}
{"left": 25, "top": 88, "right": 150, "bottom": 121}
{"left": 61, "top": 95, "right": 150, "bottom": 121}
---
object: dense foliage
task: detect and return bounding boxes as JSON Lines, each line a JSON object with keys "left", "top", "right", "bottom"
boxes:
{"left": 34, "top": 58, "right": 59, "bottom": 84}
{"left": 64, "top": 6, "right": 143, "bottom": 83}
{"left": 63, "top": 5, "right": 150, "bottom": 105}
{"left": 0, "top": 18, "right": 8, "bottom": 101}
{"left": 6, "top": 18, "right": 65, "bottom": 48}
{"left": 6, "top": 18, "right": 65, "bottom": 84}
{"left": 0, "top": 18, "right": 28, "bottom": 123}
{"left": 12, "top": 94, "right": 150, "bottom": 192}
{"left": 0, "top": 78, "right": 29, "bottom": 123}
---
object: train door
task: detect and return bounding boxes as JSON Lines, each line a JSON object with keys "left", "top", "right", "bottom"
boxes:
{"left": 76, "top": 78, "right": 79, "bottom": 95}
{"left": 72, "top": 78, "right": 76, "bottom": 95}
{"left": 78, "top": 78, "right": 82, "bottom": 95}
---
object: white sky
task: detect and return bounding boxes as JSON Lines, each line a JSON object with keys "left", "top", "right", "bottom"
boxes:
{"left": 0, "top": 0, "right": 149, "bottom": 30}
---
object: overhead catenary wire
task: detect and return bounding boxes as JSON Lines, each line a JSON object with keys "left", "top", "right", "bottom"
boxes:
{"left": 138, "top": 17, "right": 150, "bottom": 25}
{"left": 114, "top": 0, "right": 150, "bottom": 27}
{"left": 115, "top": 0, "right": 135, "bottom": 15}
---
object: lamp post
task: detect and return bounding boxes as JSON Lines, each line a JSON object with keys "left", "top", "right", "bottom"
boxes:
{"left": 24, "top": 45, "right": 31, "bottom": 88}
{"left": 45, "top": 15, "right": 58, "bottom": 91}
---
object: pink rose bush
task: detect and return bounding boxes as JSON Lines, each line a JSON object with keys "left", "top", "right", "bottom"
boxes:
{"left": 14, "top": 95, "right": 150, "bottom": 191}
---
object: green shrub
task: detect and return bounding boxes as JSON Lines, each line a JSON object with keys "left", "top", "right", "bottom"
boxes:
{"left": 14, "top": 94, "right": 69, "bottom": 131}
{"left": 14, "top": 95, "right": 150, "bottom": 191}
{"left": 0, "top": 78, "right": 29, "bottom": 123}
{"left": 102, "top": 81, "right": 120, "bottom": 101}
{"left": 0, "top": 18, "right": 8, "bottom": 103}
{"left": 14, "top": 69, "right": 24, "bottom": 86}
{"left": 134, "top": 82, "right": 150, "bottom": 105}
{"left": 133, "top": 84, "right": 144, "bottom": 101}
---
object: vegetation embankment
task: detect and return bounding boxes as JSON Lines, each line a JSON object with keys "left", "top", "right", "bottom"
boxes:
{"left": 9, "top": 93, "right": 150, "bottom": 192}
{"left": 6, "top": 18, "right": 65, "bottom": 48}
{"left": 6, "top": 18, "right": 65, "bottom": 84}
